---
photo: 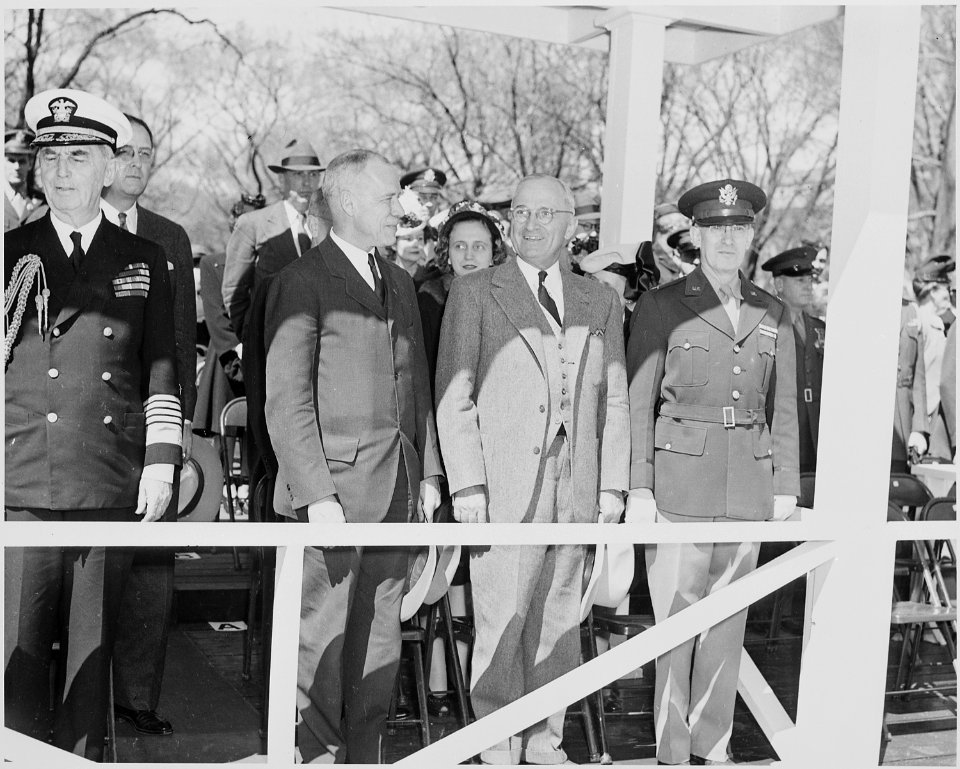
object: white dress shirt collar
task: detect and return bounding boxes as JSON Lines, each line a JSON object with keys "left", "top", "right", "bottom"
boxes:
{"left": 330, "top": 228, "right": 378, "bottom": 291}
{"left": 284, "top": 200, "right": 310, "bottom": 256}
{"left": 100, "top": 197, "right": 138, "bottom": 235}
{"left": 49, "top": 209, "right": 103, "bottom": 256}
{"left": 516, "top": 256, "right": 565, "bottom": 329}
{"left": 4, "top": 180, "right": 26, "bottom": 218}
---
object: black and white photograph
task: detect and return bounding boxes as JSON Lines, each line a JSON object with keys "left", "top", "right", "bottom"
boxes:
{"left": 3, "top": 3, "right": 956, "bottom": 766}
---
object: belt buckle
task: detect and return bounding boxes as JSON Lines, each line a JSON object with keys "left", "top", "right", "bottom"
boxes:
{"left": 723, "top": 406, "right": 736, "bottom": 428}
{"left": 804, "top": 387, "right": 813, "bottom": 403}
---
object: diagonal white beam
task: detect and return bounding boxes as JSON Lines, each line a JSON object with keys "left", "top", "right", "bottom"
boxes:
{"left": 396, "top": 540, "right": 835, "bottom": 766}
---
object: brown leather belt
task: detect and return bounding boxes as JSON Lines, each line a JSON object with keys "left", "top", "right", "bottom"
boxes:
{"left": 659, "top": 402, "right": 766, "bottom": 428}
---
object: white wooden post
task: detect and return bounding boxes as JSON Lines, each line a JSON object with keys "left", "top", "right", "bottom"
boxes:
{"left": 793, "top": 6, "right": 922, "bottom": 766}
{"left": 267, "top": 545, "right": 304, "bottom": 765}
{"left": 599, "top": 10, "right": 670, "bottom": 245}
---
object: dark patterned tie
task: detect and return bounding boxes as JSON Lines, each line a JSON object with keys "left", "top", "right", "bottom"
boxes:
{"left": 297, "top": 214, "right": 311, "bottom": 254}
{"left": 70, "top": 231, "right": 84, "bottom": 273}
{"left": 538, "top": 270, "right": 561, "bottom": 326}
{"left": 368, "top": 252, "right": 385, "bottom": 303}
{"left": 117, "top": 211, "right": 128, "bottom": 231}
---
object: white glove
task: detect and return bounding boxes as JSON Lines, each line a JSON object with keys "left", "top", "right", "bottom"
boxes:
{"left": 625, "top": 488, "right": 657, "bottom": 523}
{"left": 772, "top": 494, "right": 798, "bottom": 522}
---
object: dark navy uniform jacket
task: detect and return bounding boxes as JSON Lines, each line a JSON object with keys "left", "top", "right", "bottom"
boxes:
{"left": 5, "top": 214, "right": 181, "bottom": 510}
{"left": 627, "top": 267, "right": 800, "bottom": 520}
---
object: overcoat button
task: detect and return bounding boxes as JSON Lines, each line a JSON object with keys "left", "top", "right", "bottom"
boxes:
{"left": 47, "top": 412, "right": 58, "bottom": 423}
{"left": 48, "top": 368, "right": 59, "bottom": 378}
{"left": 103, "top": 327, "right": 113, "bottom": 337}
{"left": 102, "top": 372, "right": 112, "bottom": 381}
{"left": 733, "top": 366, "right": 742, "bottom": 375}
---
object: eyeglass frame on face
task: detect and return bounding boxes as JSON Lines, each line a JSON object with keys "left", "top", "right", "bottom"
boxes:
{"left": 509, "top": 206, "right": 575, "bottom": 225}
{"left": 115, "top": 146, "right": 154, "bottom": 163}
{"left": 696, "top": 223, "right": 754, "bottom": 237}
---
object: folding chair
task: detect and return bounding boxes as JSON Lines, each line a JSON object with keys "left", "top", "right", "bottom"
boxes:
{"left": 219, "top": 397, "right": 248, "bottom": 524}
{"left": 888, "top": 473, "right": 933, "bottom": 519}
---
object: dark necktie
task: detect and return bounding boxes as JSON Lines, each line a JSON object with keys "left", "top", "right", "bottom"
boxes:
{"left": 538, "top": 270, "right": 561, "bottom": 326}
{"left": 297, "top": 214, "right": 311, "bottom": 254}
{"left": 368, "top": 252, "right": 385, "bottom": 303}
{"left": 70, "top": 231, "right": 84, "bottom": 273}
{"left": 117, "top": 211, "right": 128, "bottom": 231}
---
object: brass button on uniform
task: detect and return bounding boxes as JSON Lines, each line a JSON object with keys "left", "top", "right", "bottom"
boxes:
{"left": 732, "top": 390, "right": 741, "bottom": 400}
{"left": 665, "top": 443, "right": 672, "bottom": 450}
{"left": 733, "top": 365, "right": 742, "bottom": 375}
{"left": 101, "top": 372, "right": 112, "bottom": 382}
{"left": 733, "top": 344, "right": 741, "bottom": 353}
{"left": 48, "top": 368, "right": 59, "bottom": 379}
{"left": 47, "top": 412, "right": 58, "bottom": 423}
{"left": 103, "top": 327, "right": 113, "bottom": 338}
{"left": 52, "top": 328, "right": 60, "bottom": 337}
{"left": 683, "top": 342, "right": 691, "bottom": 350}
{"left": 768, "top": 449, "right": 773, "bottom": 456}
{"left": 103, "top": 415, "right": 113, "bottom": 425}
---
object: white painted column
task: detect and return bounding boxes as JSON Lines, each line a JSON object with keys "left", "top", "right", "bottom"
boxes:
{"left": 267, "top": 545, "right": 304, "bottom": 765}
{"left": 792, "top": 6, "right": 921, "bottom": 766}
{"left": 598, "top": 10, "right": 670, "bottom": 244}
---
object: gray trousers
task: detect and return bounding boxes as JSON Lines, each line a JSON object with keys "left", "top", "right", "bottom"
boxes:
{"left": 470, "top": 434, "right": 584, "bottom": 765}
{"left": 645, "top": 512, "right": 759, "bottom": 764}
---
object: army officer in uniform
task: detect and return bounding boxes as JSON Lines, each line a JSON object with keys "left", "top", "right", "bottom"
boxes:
{"left": 626, "top": 179, "right": 799, "bottom": 766}
{"left": 4, "top": 88, "right": 181, "bottom": 761}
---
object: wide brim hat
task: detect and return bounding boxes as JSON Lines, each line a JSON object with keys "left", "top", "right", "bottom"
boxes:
{"left": 678, "top": 178, "right": 767, "bottom": 226}
{"left": 178, "top": 437, "right": 224, "bottom": 522}
{"left": 423, "top": 544, "right": 462, "bottom": 605}
{"left": 578, "top": 243, "right": 636, "bottom": 275}
{"left": 579, "top": 542, "right": 607, "bottom": 623}
{"left": 400, "top": 545, "right": 438, "bottom": 622}
{"left": 267, "top": 138, "right": 324, "bottom": 173}
{"left": 25, "top": 88, "right": 131, "bottom": 150}
{"left": 761, "top": 245, "right": 819, "bottom": 277}
{"left": 592, "top": 541, "right": 636, "bottom": 609}
{"left": 574, "top": 190, "right": 601, "bottom": 223}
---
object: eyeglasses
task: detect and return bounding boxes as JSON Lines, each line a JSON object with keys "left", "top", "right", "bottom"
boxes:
{"left": 115, "top": 146, "right": 154, "bottom": 163}
{"left": 699, "top": 223, "right": 752, "bottom": 236}
{"left": 509, "top": 206, "right": 574, "bottom": 225}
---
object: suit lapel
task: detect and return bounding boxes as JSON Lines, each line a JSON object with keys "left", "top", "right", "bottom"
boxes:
{"left": 491, "top": 259, "right": 548, "bottom": 377}
{"left": 735, "top": 274, "right": 769, "bottom": 342}
{"left": 274, "top": 205, "right": 301, "bottom": 259}
{"left": 680, "top": 268, "right": 735, "bottom": 339}
{"left": 561, "top": 270, "right": 592, "bottom": 371}
{"left": 381, "top": 251, "right": 404, "bottom": 337}
{"left": 320, "top": 237, "right": 387, "bottom": 320}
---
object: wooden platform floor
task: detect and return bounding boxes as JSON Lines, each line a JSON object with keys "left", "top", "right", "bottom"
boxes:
{"left": 111, "top": 552, "right": 955, "bottom": 765}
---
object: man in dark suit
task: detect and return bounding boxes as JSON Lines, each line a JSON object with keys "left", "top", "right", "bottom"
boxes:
{"left": 99, "top": 113, "right": 196, "bottom": 736}
{"left": 221, "top": 138, "right": 324, "bottom": 341}
{"left": 263, "top": 149, "right": 443, "bottom": 763}
{"left": 762, "top": 246, "right": 826, "bottom": 473}
{"left": 626, "top": 179, "right": 799, "bottom": 766}
{"left": 4, "top": 127, "right": 47, "bottom": 232}
{"left": 5, "top": 88, "right": 181, "bottom": 760}
{"left": 435, "top": 174, "right": 629, "bottom": 764}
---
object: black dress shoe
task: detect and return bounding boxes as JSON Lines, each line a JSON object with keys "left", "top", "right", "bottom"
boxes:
{"left": 114, "top": 705, "right": 173, "bottom": 736}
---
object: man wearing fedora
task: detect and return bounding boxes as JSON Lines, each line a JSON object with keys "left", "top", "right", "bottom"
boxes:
{"left": 221, "top": 138, "right": 324, "bottom": 341}
{"left": 100, "top": 113, "right": 197, "bottom": 736}
{"left": 4, "top": 127, "right": 47, "bottom": 232}
{"left": 5, "top": 88, "right": 180, "bottom": 760}
{"left": 436, "top": 173, "right": 629, "bottom": 765}
{"left": 762, "top": 246, "right": 826, "bottom": 474}
{"left": 264, "top": 148, "right": 442, "bottom": 763}
{"left": 626, "top": 179, "right": 799, "bottom": 766}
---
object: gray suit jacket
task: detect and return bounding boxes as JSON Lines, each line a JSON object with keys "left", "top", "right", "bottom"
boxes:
{"left": 435, "top": 257, "right": 629, "bottom": 523}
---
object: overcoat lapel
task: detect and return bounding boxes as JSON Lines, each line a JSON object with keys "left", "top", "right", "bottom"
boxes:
{"left": 561, "top": 269, "right": 592, "bottom": 371}
{"left": 680, "top": 268, "right": 735, "bottom": 339}
{"left": 320, "top": 238, "right": 387, "bottom": 320}
{"left": 491, "top": 258, "right": 548, "bottom": 377}
{"left": 736, "top": 274, "right": 771, "bottom": 342}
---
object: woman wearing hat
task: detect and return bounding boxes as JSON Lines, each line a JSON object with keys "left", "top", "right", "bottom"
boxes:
{"left": 417, "top": 200, "right": 509, "bottom": 380}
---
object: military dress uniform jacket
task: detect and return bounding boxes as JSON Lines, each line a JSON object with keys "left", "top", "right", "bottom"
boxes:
{"left": 627, "top": 268, "right": 800, "bottom": 519}
{"left": 435, "top": 257, "right": 630, "bottom": 522}
{"left": 137, "top": 205, "right": 197, "bottom": 421}
{"left": 263, "top": 236, "right": 443, "bottom": 520}
{"left": 221, "top": 201, "right": 300, "bottom": 341}
{"left": 4, "top": 215, "right": 181, "bottom": 510}
{"left": 766, "top": 312, "right": 824, "bottom": 473}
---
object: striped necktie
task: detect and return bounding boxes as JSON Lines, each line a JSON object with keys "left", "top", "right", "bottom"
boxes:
{"left": 538, "top": 270, "right": 561, "bottom": 326}
{"left": 118, "top": 211, "right": 128, "bottom": 231}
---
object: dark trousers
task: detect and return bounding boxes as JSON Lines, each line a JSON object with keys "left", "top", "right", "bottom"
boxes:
{"left": 112, "top": 469, "right": 180, "bottom": 712}
{"left": 294, "top": 461, "right": 410, "bottom": 763}
{"left": 4, "top": 506, "right": 136, "bottom": 761}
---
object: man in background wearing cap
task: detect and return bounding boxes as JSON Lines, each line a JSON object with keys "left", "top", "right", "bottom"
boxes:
{"left": 912, "top": 253, "right": 956, "bottom": 460}
{"left": 762, "top": 246, "right": 826, "bottom": 473}
{"left": 100, "top": 113, "right": 196, "bottom": 737}
{"left": 626, "top": 179, "right": 799, "bottom": 766}
{"left": 4, "top": 127, "right": 47, "bottom": 232}
{"left": 5, "top": 88, "right": 180, "bottom": 760}
{"left": 652, "top": 202, "right": 689, "bottom": 285}
{"left": 264, "top": 149, "right": 442, "bottom": 763}
{"left": 666, "top": 228, "right": 700, "bottom": 276}
{"left": 401, "top": 166, "right": 447, "bottom": 220}
{"left": 436, "top": 173, "right": 629, "bottom": 765}
{"left": 221, "top": 138, "right": 324, "bottom": 342}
